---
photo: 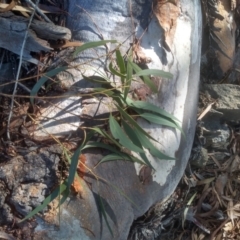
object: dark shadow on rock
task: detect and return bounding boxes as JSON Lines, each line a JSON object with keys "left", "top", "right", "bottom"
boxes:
{"left": 93, "top": 191, "right": 117, "bottom": 239}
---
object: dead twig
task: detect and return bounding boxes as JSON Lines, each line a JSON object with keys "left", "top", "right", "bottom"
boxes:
{"left": 24, "top": 0, "right": 53, "bottom": 23}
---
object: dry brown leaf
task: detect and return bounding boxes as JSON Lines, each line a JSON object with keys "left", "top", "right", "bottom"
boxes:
{"left": 227, "top": 179, "right": 235, "bottom": 197}
{"left": 191, "top": 230, "right": 198, "bottom": 240}
{"left": 0, "top": 231, "right": 16, "bottom": 240}
{"left": 0, "top": 3, "right": 50, "bottom": 13}
{"left": 132, "top": 40, "right": 151, "bottom": 65}
{"left": 139, "top": 165, "right": 152, "bottom": 185}
{"left": 230, "top": 154, "right": 240, "bottom": 173}
{"left": 197, "top": 102, "right": 215, "bottom": 120}
{"left": 226, "top": 203, "right": 240, "bottom": 220}
{"left": 209, "top": 154, "right": 222, "bottom": 169}
{"left": 223, "top": 221, "right": 233, "bottom": 232}
{"left": 153, "top": 0, "right": 180, "bottom": 51}
{"left": 77, "top": 154, "right": 86, "bottom": 178}
{"left": 198, "top": 232, "right": 206, "bottom": 240}
{"left": 215, "top": 232, "right": 223, "bottom": 240}
{"left": 215, "top": 173, "right": 228, "bottom": 196}
{"left": 0, "top": 0, "right": 16, "bottom": 13}
{"left": 197, "top": 177, "right": 215, "bottom": 186}
{"left": 71, "top": 178, "right": 84, "bottom": 194}
{"left": 51, "top": 40, "right": 83, "bottom": 49}
{"left": 227, "top": 199, "right": 234, "bottom": 226}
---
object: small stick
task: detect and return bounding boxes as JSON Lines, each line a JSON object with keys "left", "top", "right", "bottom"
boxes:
{"left": 24, "top": 0, "right": 53, "bottom": 23}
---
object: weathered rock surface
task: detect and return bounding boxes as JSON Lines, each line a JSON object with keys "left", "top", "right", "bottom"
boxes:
{"left": 0, "top": 145, "right": 61, "bottom": 224}
{"left": 31, "top": 95, "right": 82, "bottom": 141}
{"left": 201, "top": 84, "right": 240, "bottom": 121}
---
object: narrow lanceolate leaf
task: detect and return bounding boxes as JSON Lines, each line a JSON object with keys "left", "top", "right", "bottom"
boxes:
{"left": 109, "top": 62, "right": 126, "bottom": 78}
{"left": 116, "top": 105, "right": 158, "bottom": 142}
{"left": 126, "top": 98, "right": 181, "bottom": 123}
{"left": 109, "top": 115, "right": 144, "bottom": 153}
{"left": 83, "top": 142, "right": 132, "bottom": 160}
{"left": 124, "top": 59, "right": 133, "bottom": 99}
{"left": 83, "top": 142, "right": 145, "bottom": 165}
{"left": 134, "top": 69, "right": 173, "bottom": 79}
{"left": 116, "top": 49, "right": 126, "bottom": 84}
{"left": 73, "top": 40, "right": 117, "bottom": 57}
{"left": 91, "top": 127, "right": 122, "bottom": 149}
{"left": 99, "top": 153, "right": 145, "bottom": 165}
{"left": 90, "top": 88, "right": 116, "bottom": 97}
{"left": 138, "top": 112, "right": 184, "bottom": 135}
{"left": 122, "top": 120, "right": 143, "bottom": 149}
{"left": 67, "top": 146, "right": 82, "bottom": 188}
{"left": 59, "top": 188, "right": 70, "bottom": 206}
{"left": 130, "top": 61, "right": 158, "bottom": 93}
{"left": 83, "top": 142, "right": 121, "bottom": 153}
{"left": 134, "top": 129, "right": 175, "bottom": 160}
{"left": 133, "top": 106, "right": 185, "bottom": 137}
{"left": 97, "top": 195, "right": 114, "bottom": 237}
{"left": 122, "top": 120, "right": 154, "bottom": 168}
{"left": 82, "top": 75, "right": 112, "bottom": 86}
{"left": 19, "top": 181, "right": 68, "bottom": 222}
{"left": 30, "top": 66, "right": 68, "bottom": 105}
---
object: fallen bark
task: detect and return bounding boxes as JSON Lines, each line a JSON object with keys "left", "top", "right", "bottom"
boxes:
{"left": 0, "top": 12, "right": 71, "bottom": 62}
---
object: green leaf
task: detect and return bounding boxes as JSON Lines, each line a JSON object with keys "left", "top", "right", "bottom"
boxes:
{"left": 126, "top": 98, "right": 181, "bottom": 123}
{"left": 121, "top": 120, "right": 142, "bottom": 149}
{"left": 116, "top": 49, "right": 126, "bottom": 84}
{"left": 90, "top": 88, "right": 117, "bottom": 97}
{"left": 99, "top": 153, "right": 145, "bottom": 165}
{"left": 82, "top": 75, "right": 112, "bottom": 86}
{"left": 73, "top": 40, "right": 117, "bottom": 57}
{"left": 19, "top": 181, "right": 68, "bottom": 222}
{"left": 139, "top": 152, "right": 155, "bottom": 169}
{"left": 121, "top": 98, "right": 173, "bottom": 163}
{"left": 138, "top": 112, "right": 183, "bottom": 132}
{"left": 59, "top": 188, "right": 70, "bottom": 206}
{"left": 134, "top": 69, "right": 173, "bottom": 79}
{"left": 83, "top": 142, "right": 120, "bottom": 153}
{"left": 116, "top": 105, "right": 158, "bottom": 142}
{"left": 30, "top": 66, "right": 68, "bottom": 105}
{"left": 132, "top": 106, "right": 185, "bottom": 137}
{"left": 134, "top": 129, "right": 175, "bottom": 160}
{"left": 109, "top": 62, "right": 126, "bottom": 78}
{"left": 129, "top": 61, "right": 158, "bottom": 93}
{"left": 91, "top": 127, "right": 122, "bottom": 149}
{"left": 67, "top": 146, "right": 82, "bottom": 188}
{"left": 109, "top": 115, "right": 144, "bottom": 153}
{"left": 97, "top": 194, "right": 114, "bottom": 237}
{"left": 122, "top": 120, "right": 154, "bottom": 168}
{"left": 83, "top": 142, "right": 145, "bottom": 165}
{"left": 124, "top": 59, "right": 133, "bottom": 99}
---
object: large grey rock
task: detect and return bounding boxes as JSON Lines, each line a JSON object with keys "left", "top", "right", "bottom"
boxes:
{"left": 202, "top": 84, "right": 240, "bottom": 121}
{"left": 34, "top": 0, "right": 202, "bottom": 239}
